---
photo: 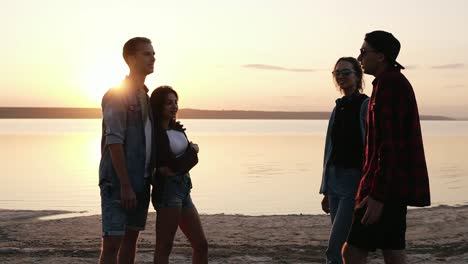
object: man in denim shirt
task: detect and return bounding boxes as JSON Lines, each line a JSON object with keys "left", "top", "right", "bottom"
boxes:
{"left": 99, "top": 37, "right": 155, "bottom": 264}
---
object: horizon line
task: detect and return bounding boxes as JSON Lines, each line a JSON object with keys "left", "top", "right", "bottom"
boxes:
{"left": 0, "top": 107, "right": 460, "bottom": 120}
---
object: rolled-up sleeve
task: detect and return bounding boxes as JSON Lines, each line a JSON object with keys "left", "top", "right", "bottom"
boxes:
{"left": 102, "top": 90, "right": 127, "bottom": 145}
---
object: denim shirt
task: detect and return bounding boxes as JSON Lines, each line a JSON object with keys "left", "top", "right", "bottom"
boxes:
{"left": 319, "top": 97, "right": 369, "bottom": 194}
{"left": 99, "top": 79, "right": 154, "bottom": 193}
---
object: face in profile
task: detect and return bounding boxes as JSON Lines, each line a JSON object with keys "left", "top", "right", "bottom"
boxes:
{"left": 162, "top": 92, "right": 178, "bottom": 120}
{"left": 128, "top": 43, "right": 155, "bottom": 75}
{"left": 333, "top": 61, "right": 358, "bottom": 94}
{"left": 357, "top": 41, "right": 380, "bottom": 75}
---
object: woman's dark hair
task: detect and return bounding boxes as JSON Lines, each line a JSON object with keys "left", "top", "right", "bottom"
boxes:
{"left": 150, "top": 85, "right": 179, "bottom": 129}
{"left": 333, "top": 57, "right": 364, "bottom": 93}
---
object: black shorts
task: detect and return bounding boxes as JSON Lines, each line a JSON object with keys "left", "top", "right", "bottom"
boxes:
{"left": 347, "top": 203, "right": 407, "bottom": 251}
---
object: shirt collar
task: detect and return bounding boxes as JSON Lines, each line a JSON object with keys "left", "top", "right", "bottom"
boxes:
{"left": 123, "top": 76, "right": 149, "bottom": 93}
{"left": 372, "top": 67, "right": 401, "bottom": 86}
{"left": 336, "top": 90, "right": 362, "bottom": 105}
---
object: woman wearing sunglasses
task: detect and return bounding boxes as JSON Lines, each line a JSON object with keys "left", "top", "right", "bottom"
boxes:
{"left": 319, "top": 57, "right": 369, "bottom": 264}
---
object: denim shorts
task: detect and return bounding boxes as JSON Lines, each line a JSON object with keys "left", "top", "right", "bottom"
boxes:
{"left": 152, "top": 173, "right": 194, "bottom": 209}
{"left": 100, "top": 182, "right": 150, "bottom": 236}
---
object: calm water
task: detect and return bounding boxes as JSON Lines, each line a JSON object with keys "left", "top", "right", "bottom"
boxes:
{"left": 0, "top": 119, "right": 467, "bottom": 216}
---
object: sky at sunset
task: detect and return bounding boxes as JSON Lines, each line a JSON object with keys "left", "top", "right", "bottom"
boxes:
{"left": 1, "top": 0, "right": 468, "bottom": 118}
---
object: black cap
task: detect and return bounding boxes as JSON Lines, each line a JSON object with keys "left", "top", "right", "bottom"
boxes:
{"left": 365, "top": 30, "right": 405, "bottom": 69}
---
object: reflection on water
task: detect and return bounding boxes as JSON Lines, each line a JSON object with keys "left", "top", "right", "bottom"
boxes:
{"left": 39, "top": 211, "right": 94, "bottom": 221}
{"left": 0, "top": 119, "right": 467, "bottom": 215}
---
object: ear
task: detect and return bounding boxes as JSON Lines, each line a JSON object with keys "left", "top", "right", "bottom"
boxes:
{"left": 127, "top": 55, "right": 136, "bottom": 68}
{"left": 377, "top": 52, "right": 386, "bottom": 63}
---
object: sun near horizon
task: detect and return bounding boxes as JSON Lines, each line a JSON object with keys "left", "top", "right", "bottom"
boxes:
{"left": 1, "top": 1, "right": 468, "bottom": 118}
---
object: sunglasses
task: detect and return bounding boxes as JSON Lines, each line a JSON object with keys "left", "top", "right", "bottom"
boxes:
{"left": 359, "top": 48, "right": 378, "bottom": 56}
{"left": 332, "top": 69, "right": 355, "bottom": 77}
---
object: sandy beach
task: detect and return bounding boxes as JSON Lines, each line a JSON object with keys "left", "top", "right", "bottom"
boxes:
{"left": 1, "top": 205, "right": 467, "bottom": 263}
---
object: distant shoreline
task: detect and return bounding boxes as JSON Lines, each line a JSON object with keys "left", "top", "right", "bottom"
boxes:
{"left": 0, "top": 107, "right": 457, "bottom": 120}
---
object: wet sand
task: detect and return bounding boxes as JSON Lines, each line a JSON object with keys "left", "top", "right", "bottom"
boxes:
{"left": 1, "top": 205, "right": 467, "bottom": 263}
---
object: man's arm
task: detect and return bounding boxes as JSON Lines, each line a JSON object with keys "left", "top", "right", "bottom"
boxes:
{"left": 369, "top": 78, "right": 402, "bottom": 203}
{"left": 361, "top": 78, "right": 404, "bottom": 224}
{"left": 108, "top": 144, "right": 137, "bottom": 210}
{"left": 102, "top": 90, "right": 137, "bottom": 210}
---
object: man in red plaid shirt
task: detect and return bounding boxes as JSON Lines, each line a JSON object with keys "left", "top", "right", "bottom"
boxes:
{"left": 342, "top": 31, "right": 430, "bottom": 264}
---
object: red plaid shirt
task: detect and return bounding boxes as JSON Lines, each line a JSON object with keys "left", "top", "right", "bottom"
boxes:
{"left": 356, "top": 68, "right": 430, "bottom": 206}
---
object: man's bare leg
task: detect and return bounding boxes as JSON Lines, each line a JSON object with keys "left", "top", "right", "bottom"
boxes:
{"left": 118, "top": 229, "right": 140, "bottom": 264}
{"left": 342, "top": 242, "right": 368, "bottom": 264}
{"left": 383, "top": 250, "right": 406, "bottom": 264}
{"left": 99, "top": 235, "right": 123, "bottom": 264}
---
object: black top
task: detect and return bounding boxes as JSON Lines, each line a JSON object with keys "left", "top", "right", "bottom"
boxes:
{"left": 329, "top": 92, "right": 368, "bottom": 169}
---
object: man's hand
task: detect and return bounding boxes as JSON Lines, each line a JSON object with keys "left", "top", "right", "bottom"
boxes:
{"left": 108, "top": 144, "right": 137, "bottom": 210}
{"left": 358, "top": 196, "right": 384, "bottom": 225}
{"left": 321, "top": 195, "right": 330, "bottom": 214}
{"left": 120, "top": 184, "right": 137, "bottom": 210}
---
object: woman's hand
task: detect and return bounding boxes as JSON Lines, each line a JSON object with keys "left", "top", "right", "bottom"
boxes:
{"left": 158, "top": 166, "right": 176, "bottom": 177}
{"left": 190, "top": 142, "right": 199, "bottom": 153}
{"left": 321, "top": 195, "right": 330, "bottom": 214}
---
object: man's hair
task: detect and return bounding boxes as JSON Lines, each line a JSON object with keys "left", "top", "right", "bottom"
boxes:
{"left": 122, "top": 37, "right": 152, "bottom": 64}
{"left": 364, "top": 31, "right": 404, "bottom": 69}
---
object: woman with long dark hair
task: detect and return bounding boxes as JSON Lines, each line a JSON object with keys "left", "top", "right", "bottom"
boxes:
{"left": 319, "top": 57, "right": 369, "bottom": 264}
{"left": 150, "top": 86, "right": 208, "bottom": 264}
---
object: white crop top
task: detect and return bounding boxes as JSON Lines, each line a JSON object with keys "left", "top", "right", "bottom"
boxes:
{"left": 166, "top": 129, "right": 189, "bottom": 157}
